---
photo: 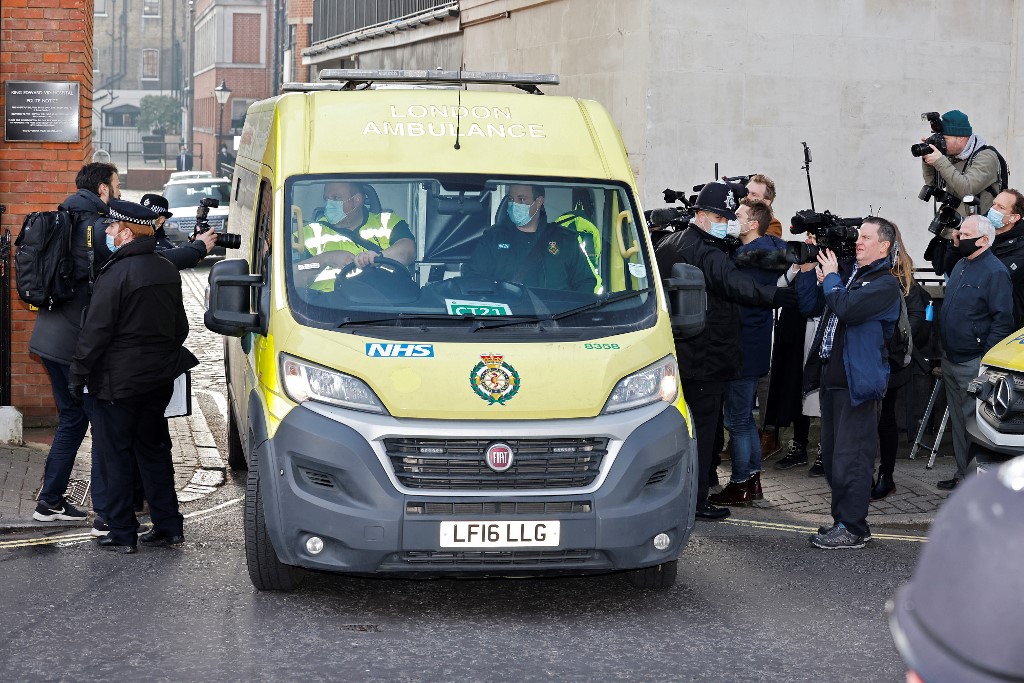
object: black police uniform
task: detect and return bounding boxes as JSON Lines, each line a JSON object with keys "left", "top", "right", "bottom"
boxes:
{"left": 141, "top": 193, "right": 210, "bottom": 270}
{"left": 467, "top": 209, "right": 597, "bottom": 293}
{"left": 70, "top": 200, "right": 198, "bottom": 549}
{"left": 654, "top": 182, "right": 791, "bottom": 518}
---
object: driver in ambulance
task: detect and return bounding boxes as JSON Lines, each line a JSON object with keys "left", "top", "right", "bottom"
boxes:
{"left": 295, "top": 181, "right": 415, "bottom": 290}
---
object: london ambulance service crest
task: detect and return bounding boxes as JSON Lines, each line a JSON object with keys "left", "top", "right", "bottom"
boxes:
{"left": 470, "top": 354, "right": 521, "bottom": 405}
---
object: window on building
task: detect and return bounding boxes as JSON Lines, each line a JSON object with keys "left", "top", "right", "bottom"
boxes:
{"left": 94, "top": 0, "right": 107, "bottom": 15}
{"left": 143, "top": 0, "right": 160, "bottom": 17}
{"left": 142, "top": 49, "right": 159, "bottom": 80}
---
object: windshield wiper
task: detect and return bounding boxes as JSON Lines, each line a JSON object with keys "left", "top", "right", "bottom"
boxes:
{"left": 471, "top": 287, "right": 653, "bottom": 332}
{"left": 337, "top": 313, "right": 468, "bottom": 329}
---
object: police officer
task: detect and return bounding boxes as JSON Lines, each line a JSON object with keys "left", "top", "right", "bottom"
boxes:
{"left": 296, "top": 181, "right": 415, "bottom": 291}
{"left": 655, "top": 182, "right": 796, "bottom": 520}
{"left": 69, "top": 199, "right": 199, "bottom": 553}
{"left": 466, "top": 184, "right": 597, "bottom": 293}
{"left": 140, "top": 193, "right": 218, "bottom": 270}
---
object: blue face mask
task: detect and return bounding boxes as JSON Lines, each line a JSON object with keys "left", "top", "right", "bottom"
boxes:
{"left": 105, "top": 233, "right": 119, "bottom": 253}
{"left": 507, "top": 201, "right": 534, "bottom": 227}
{"left": 323, "top": 198, "right": 349, "bottom": 224}
{"left": 708, "top": 219, "right": 728, "bottom": 240}
{"left": 987, "top": 208, "right": 1005, "bottom": 229}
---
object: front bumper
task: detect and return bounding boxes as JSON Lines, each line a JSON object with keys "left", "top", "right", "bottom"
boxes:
{"left": 254, "top": 402, "right": 697, "bottom": 577}
{"left": 966, "top": 413, "right": 1024, "bottom": 472}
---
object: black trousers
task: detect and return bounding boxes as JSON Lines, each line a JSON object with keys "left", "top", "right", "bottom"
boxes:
{"left": 91, "top": 384, "right": 183, "bottom": 545}
{"left": 820, "top": 386, "right": 880, "bottom": 537}
{"left": 681, "top": 379, "right": 726, "bottom": 506}
{"left": 877, "top": 386, "right": 901, "bottom": 476}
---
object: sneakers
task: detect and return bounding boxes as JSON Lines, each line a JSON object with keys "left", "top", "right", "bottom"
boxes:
{"left": 774, "top": 441, "right": 808, "bottom": 470}
{"left": 808, "top": 454, "right": 825, "bottom": 477}
{"left": 817, "top": 523, "right": 872, "bottom": 543}
{"left": 32, "top": 499, "right": 87, "bottom": 522}
{"left": 91, "top": 518, "right": 109, "bottom": 537}
{"left": 810, "top": 523, "right": 866, "bottom": 549}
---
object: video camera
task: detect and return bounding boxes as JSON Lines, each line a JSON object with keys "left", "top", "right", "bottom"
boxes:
{"left": 910, "top": 111, "right": 947, "bottom": 157}
{"left": 644, "top": 187, "right": 699, "bottom": 246}
{"left": 923, "top": 191, "right": 979, "bottom": 235}
{"left": 190, "top": 197, "right": 241, "bottom": 250}
{"left": 788, "top": 209, "right": 862, "bottom": 263}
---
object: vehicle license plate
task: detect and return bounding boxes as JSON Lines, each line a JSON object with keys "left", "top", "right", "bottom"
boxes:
{"left": 439, "top": 520, "right": 560, "bottom": 548}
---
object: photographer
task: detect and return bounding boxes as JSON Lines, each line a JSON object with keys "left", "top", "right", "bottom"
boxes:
{"left": 140, "top": 193, "right": 217, "bottom": 269}
{"left": 797, "top": 217, "right": 902, "bottom": 549}
{"left": 655, "top": 182, "right": 797, "bottom": 520}
{"left": 920, "top": 110, "right": 1003, "bottom": 219}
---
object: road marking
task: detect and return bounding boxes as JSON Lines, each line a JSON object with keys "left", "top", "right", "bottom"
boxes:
{"left": 721, "top": 517, "right": 928, "bottom": 543}
{"left": 0, "top": 497, "right": 244, "bottom": 550}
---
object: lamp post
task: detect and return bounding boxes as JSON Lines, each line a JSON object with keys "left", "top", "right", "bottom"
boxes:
{"left": 213, "top": 79, "right": 231, "bottom": 173}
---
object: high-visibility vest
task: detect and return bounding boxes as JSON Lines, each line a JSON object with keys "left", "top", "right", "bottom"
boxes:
{"left": 554, "top": 209, "right": 603, "bottom": 294}
{"left": 301, "top": 211, "right": 402, "bottom": 291}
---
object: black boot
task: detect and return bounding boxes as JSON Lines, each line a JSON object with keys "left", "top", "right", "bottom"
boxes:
{"left": 871, "top": 471, "right": 896, "bottom": 499}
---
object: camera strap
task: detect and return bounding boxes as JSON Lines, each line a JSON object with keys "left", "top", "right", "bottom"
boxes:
{"left": 967, "top": 145, "right": 1009, "bottom": 198}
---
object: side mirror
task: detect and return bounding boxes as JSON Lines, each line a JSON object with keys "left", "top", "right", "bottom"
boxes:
{"left": 205, "top": 258, "right": 263, "bottom": 337}
{"left": 664, "top": 263, "right": 706, "bottom": 339}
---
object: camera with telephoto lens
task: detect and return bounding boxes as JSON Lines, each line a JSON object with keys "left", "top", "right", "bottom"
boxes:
{"left": 786, "top": 209, "right": 862, "bottom": 264}
{"left": 925, "top": 191, "right": 979, "bottom": 235}
{"left": 191, "top": 197, "right": 241, "bottom": 250}
{"left": 910, "top": 111, "right": 948, "bottom": 157}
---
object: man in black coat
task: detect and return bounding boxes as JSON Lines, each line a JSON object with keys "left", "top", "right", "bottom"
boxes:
{"left": 987, "top": 189, "right": 1024, "bottom": 327}
{"left": 655, "top": 182, "right": 796, "bottom": 520}
{"left": 29, "top": 162, "right": 119, "bottom": 529}
{"left": 175, "top": 145, "right": 193, "bottom": 172}
{"left": 69, "top": 200, "right": 199, "bottom": 553}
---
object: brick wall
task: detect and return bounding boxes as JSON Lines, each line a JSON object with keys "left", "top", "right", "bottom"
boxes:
{"left": 233, "top": 13, "right": 262, "bottom": 64}
{"left": 0, "top": 0, "right": 94, "bottom": 422}
{"left": 288, "top": 0, "right": 314, "bottom": 83}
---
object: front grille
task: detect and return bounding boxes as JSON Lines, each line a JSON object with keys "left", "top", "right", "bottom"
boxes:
{"left": 406, "top": 500, "right": 592, "bottom": 515}
{"left": 300, "top": 467, "right": 336, "bottom": 489}
{"left": 400, "top": 549, "right": 593, "bottom": 566}
{"left": 980, "top": 403, "right": 1024, "bottom": 434}
{"left": 384, "top": 437, "right": 609, "bottom": 490}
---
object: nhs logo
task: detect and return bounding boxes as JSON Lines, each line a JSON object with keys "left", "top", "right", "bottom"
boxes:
{"left": 365, "top": 343, "right": 434, "bottom": 358}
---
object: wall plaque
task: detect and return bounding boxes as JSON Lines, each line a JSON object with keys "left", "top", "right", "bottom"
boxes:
{"left": 4, "top": 81, "right": 80, "bottom": 142}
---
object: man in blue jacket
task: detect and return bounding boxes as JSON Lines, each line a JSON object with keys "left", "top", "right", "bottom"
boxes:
{"left": 937, "top": 215, "right": 1014, "bottom": 490}
{"left": 796, "top": 217, "right": 902, "bottom": 549}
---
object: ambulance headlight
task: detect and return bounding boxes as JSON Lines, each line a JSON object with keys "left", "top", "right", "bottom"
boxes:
{"left": 281, "top": 354, "right": 386, "bottom": 414}
{"left": 602, "top": 355, "right": 679, "bottom": 414}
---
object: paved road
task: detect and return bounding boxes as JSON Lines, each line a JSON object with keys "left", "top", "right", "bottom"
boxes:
{"left": 0, "top": 479, "right": 917, "bottom": 682}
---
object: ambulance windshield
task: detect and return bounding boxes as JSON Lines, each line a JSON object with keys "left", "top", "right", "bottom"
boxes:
{"left": 283, "top": 176, "right": 656, "bottom": 338}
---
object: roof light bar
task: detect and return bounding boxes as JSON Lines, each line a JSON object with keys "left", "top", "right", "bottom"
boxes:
{"left": 317, "top": 69, "right": 559, "bottom": 94}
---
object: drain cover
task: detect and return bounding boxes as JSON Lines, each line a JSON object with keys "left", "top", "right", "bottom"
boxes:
{"left": 62, "top": 479, "right": 91, "bottom": 506}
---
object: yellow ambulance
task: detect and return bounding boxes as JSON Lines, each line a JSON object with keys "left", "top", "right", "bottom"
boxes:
{"left": 205, "top": 70, "right": 703, "bottom": 591}
{"left": 966, "top": 330, "right": 1024, "bottom": 471}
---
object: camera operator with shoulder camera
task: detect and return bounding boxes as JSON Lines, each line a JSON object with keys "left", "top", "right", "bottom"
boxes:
{"left": 655, "top": 181, "right": 797, "bottom": 521}
{"left": 797, "top": 217, "right": 902, "bottom": 549}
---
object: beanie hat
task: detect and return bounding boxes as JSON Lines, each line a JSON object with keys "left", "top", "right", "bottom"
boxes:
{"left": 694, "top": 181, "right": 748, "bottom": 221}
{"left": 941, "top": 110, "right": 972, "bottom": 137}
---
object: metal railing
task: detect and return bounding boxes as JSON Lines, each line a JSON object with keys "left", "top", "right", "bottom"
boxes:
{"left": 311, "top": 0, "right": 457, "bottom": 45}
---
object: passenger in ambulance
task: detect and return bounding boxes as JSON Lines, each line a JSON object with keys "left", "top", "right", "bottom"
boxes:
{"left": 294, "top": 181, "right": 415, "bottom": 290}
{"left": 465, "top": 184, "right": 597, "bottom": 293}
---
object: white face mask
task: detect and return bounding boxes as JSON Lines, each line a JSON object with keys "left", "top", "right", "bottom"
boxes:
{"left": 726, "top": 220, "right": 742, "bottom": 238}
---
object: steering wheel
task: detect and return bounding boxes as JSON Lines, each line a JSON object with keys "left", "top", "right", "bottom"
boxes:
{"left": 334, "top": 256, "right": 419, "bottom": 304}
{"left": 337, "top": 256, "right": 411, "bottom": 280}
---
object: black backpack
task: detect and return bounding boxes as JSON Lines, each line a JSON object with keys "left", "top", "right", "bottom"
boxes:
{"left": 888, "top": 296, "right": 913, "bottom": 370}
{"left": 14, "top": 209, "right": 95, "bottom": 309}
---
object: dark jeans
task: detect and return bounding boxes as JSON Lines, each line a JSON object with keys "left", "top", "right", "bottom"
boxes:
{"left": 820, "top": 386, "right": 880, "bottom": 537}
{"left": 681, "top": 379, "right": 726, "bottom": 506}
{"left": 877, "top": 386, "right": 901, "bottom": 476}
{"left": 91, "top": 384, "right": 182, "bottom": 546}
{"left": 38, "top": 359, "right": 107, "bottom": 516}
